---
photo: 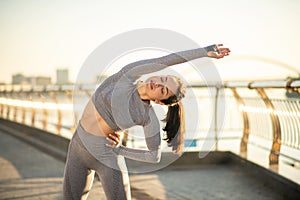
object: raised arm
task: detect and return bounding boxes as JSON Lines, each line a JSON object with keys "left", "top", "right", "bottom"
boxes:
{"left": 119, "top": 44, "right": 229, "bottom": 79}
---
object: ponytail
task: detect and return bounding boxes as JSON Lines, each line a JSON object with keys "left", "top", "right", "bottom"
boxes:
{"left": 159, "top": 75, "right": 186, "bottom": 155}
{"left": 163, "top": 101, "right": 185, "bottom": 155}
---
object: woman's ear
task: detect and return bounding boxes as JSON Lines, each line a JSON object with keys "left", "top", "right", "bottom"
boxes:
{"left": 154, "top": 100, "right": 165, "bottom": 105}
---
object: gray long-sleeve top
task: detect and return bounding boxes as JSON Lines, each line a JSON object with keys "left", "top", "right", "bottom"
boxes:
{"left": 92, "top": 47, "right": 210, "bottom": 163}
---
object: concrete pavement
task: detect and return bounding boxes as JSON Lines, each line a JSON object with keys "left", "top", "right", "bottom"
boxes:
{"left": 0, "top": 126, "right": 299, "bottom": 199}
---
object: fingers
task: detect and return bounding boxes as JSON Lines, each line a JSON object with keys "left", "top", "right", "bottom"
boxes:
{"left": 214, "top": 44, "right": 230, "bottom": 58}
{"left": 106, "top": 133, "right": 120, "bottom": 147}
{"left": 206, "top": 44, "right": 231, "bottom": 59}
{"left": 110, "top": 133, "right": 121, "bottom": 140}
{"left": 219, "top": 48, "right": 230, "bottom": 53}
{"left": 217, "top": 47, "right": 231, "bottom": 58}
{"left": 106, "top": 136, "right": 118, "bottom": 144}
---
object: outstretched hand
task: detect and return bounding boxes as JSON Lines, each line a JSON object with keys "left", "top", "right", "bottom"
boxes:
{"left": 207, "top": 44, "right": 230, "bottom": 59}
{"left": 106, "top": 132, "right": 122, "bottom": 148}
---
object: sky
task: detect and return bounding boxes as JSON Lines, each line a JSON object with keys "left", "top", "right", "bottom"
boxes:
{"left": 1, "top": 0, "right": 300, "bottom": 84}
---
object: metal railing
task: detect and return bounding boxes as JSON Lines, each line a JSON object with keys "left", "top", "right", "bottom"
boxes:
{"left": 225, "top": 80, "right": 300, "bottom": 172}
{"left": 0, "top": 79, "right": 300, "bottom": 172}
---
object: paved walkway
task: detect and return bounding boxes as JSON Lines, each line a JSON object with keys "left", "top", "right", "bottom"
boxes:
{"left": 0, "top": 129, "right": 293, "bottom": 200}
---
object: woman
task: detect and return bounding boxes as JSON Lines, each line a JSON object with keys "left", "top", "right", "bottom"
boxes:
{"left": 63, "top": 44, "right": 230, "bottom": 199}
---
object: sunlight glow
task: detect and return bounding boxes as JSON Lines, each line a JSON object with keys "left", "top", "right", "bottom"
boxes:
{"left": 0, "top": 97, "right": 72, "bottom": 111}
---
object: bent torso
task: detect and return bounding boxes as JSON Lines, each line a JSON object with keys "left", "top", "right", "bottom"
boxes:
{"left": 80, "top": 99, "right": 115, "bottom": 137}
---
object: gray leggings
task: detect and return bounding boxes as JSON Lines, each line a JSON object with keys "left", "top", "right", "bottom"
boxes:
{"left": 63, "top": 124, "right": 131, "bottom": 200}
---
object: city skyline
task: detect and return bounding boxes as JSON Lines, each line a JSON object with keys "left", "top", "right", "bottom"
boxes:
{"left": 8, "top": 68, "right": 70, "bottom": 85}
{"left": 2, "top": 68, "right": 111, "bottom": 86}
{"left": 1, "top": 0, "right": 300, "bottom": 84}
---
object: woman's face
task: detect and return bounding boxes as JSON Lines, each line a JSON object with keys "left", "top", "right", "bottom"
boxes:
{"left": 144, "top": 75, "right": 180, "bottom": 102}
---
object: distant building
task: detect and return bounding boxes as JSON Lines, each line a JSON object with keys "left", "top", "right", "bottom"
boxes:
{"left": 12, "top": 73, "right": 26, "bottom": 84}
{"left": 56, "top": 69, "right": 69, "bottom": 85}
{"left": 27, "top": 76, "right": 51, "bottom": 85}
{"left": 12, "top": 73, "right": 51, "bottom": 85}
{"left": 26, "top": 77, "right": 35, "bottom": 85}
{"left": 36, "top": 76, "right": 51, "bottom": 85}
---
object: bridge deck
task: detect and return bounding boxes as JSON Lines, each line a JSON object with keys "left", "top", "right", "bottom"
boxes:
{"left": 0, "top": 124, "right": 299, "bottom": 199}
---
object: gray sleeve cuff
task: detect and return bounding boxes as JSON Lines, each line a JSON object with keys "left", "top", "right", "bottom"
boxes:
{"left": 204, "top": 44, "right": 219, "bottom": 53}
